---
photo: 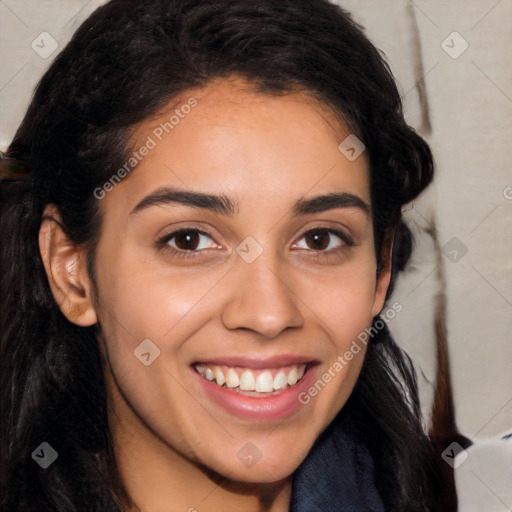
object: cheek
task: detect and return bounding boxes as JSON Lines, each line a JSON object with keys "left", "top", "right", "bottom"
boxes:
{"left": 330, "top": 281, "right": 376, "bottom": 349}
{"left": 294, "top": 255, "right": 378, "bottom": 339}
{"left": 93, "top": 246, "right": 224, "bottom": 353}
{"left": 290, "top": 255, "right": 377, "bottom": 406}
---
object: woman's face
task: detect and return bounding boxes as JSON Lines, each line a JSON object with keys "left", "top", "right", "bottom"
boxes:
{"left": 91, "top": 77, "right": 390, "bottom": 483}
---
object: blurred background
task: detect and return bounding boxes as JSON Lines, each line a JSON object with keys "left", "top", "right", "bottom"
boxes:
{"left": 1, "top": 1, "right": 511, "bottom": 510}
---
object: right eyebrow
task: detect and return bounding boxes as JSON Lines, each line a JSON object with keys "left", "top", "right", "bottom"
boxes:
{"left": 129, "top": 186, "right": 238, "bottom": 216}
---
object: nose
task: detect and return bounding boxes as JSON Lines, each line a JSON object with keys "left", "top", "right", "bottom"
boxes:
{"left": 221, "top": 253, "right": 304, "bottom": 339}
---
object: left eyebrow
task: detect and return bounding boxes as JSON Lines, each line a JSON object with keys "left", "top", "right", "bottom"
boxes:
{"left": 292, "top": 192, "right": 370, "bottom": 217}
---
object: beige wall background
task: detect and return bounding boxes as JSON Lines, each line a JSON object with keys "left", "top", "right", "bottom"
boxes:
{"left": 1, "top": 1, "right": 510, "bottom": 510}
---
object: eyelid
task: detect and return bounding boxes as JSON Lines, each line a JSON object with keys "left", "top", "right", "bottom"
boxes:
{"left": 292, "top": 227, "right": 355, "bottom": 249}
{"left": 156, "top": 227, "right": 222, "bottom": 252}
{"left": 155, "top": 225, "right": 355, "bottom": 262}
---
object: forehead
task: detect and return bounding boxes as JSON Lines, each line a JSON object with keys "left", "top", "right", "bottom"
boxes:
{"left": 102, "top": 77, "right": 370, "bottom": 216}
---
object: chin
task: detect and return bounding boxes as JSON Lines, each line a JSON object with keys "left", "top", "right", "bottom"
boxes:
{"left": 195, "top": 436, "right": 314, "bottom": 484}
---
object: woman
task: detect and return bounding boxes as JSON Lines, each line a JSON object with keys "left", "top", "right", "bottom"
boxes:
{"left": 0, "top": 0, "right": 443, "bottom": 510}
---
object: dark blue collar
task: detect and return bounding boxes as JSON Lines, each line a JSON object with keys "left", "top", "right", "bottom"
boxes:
{"left": 289, "top": 418, "right": 385, "bottom": 512}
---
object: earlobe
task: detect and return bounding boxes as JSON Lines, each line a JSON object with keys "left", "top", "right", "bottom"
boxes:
{"left": 38, "top": 204, "right": 98, "bottom": 326}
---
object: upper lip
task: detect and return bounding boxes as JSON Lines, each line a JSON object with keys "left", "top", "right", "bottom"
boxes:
{"left": 192, "top": 354, "right": 318, "bottom": 369}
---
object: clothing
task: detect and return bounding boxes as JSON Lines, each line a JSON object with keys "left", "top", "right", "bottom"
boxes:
{"left": 289, "top": 417, "right": 385, "bottom": 512}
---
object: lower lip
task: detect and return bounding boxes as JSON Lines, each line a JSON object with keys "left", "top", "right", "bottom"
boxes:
{"left": 191, "top": 365, "right": 317, "bottom": 421}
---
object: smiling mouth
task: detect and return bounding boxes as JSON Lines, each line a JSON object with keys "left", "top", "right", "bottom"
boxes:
{"left": 194, "top": 363, "right": 308, "bottom": 396}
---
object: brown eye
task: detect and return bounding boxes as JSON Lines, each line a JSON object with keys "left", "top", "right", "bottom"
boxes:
{"left": 293, "top": 228, "right": 355, "bottom": 255}
{"left": 304, "top": 230, "right": 331, "bottom": 250}
{"left": 174, "top": 230, "right": 201, "bottom": 250}
{"left": 159, "top": 228, "right": 219, "bottom": 253}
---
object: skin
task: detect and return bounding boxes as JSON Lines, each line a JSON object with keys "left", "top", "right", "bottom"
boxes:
{"left": 39, "top": 76, "right": 392, "bottom": 512}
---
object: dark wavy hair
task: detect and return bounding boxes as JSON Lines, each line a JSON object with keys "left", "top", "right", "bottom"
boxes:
{"left": 0, "top": 0, "right": 443, "bottom": 510}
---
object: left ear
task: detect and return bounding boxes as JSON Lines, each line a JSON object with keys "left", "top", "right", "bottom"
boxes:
{"left": 371, "top": 230, "right": 394, "bottom": 317}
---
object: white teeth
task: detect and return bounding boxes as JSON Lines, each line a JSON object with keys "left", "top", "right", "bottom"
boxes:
{"left": 214, "top": 367, "right": 225, "bottom": 386}
{"left": 273, "top": 371, "right": 287, "bottom": 391}
{"left": 287, "top": 367, "right": 298, "bottom": 386}
{"left": 255, "top": 371, "right": 273, "bottom": 392}
{"left": 287, "top": 365, "right": 306, "bottom": 386}
{"left": 239, "top": 370, "right": 255, "bottom": 391}
{"left": 226, "top": 368, "right": 240, "bottom": 388}
{"left": 196, "top": 363, "right": 308, "bottom": 393}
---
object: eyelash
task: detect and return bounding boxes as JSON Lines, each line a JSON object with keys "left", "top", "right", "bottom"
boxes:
{"left": 155, "top": 227, "right": 355, "bottom": 262}
{"left": 156, "top": 228, "right": 214, "bottom": 260}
